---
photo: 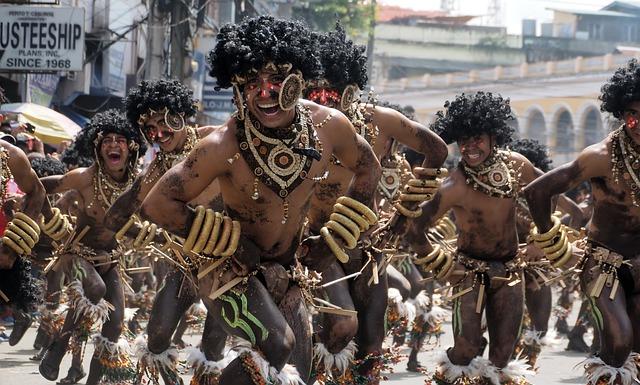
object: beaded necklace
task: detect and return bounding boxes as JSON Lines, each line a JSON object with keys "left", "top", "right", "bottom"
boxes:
{"left": 143, "top": 126, "right": 199, "bottom": 186}
{"left": 461, "top": 149, "right": 518, "bottom": 198}
{"left": 92, "top": 165, "right": 134, "bottom": 211}
{"left": 236, "top": 104, "right": 325, "bottom": 223}
{"left": 0, "top": 148, "right": 11, "bottom": 209}
{"left": 610, "top": 126, "right": 640, "bottom": 207}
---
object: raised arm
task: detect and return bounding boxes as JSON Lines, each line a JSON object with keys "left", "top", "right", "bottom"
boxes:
{"left": 524, "top": 146, "right": 605, "bottom": 233}
{"left": 375, "top": 106, "right": 448, "bottom": 168}
{"left": 139, "top": 130, "right": 230, "bottom": 237}
{"left": 40, "top": 168, "right": 87, "bottom": 219}
{"left": 328, "top": 112, "right": 381, "bottom": 206}
{"left": 104, "top": 176, "right": 148, "bottom": 233}
{"left": 6, "top": 144, "right": 45, "bottom": 220}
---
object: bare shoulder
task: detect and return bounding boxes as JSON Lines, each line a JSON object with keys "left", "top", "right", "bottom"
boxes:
{"left": 196, "top": 124, "right": 223, "bottom": 138}
{"left": 1, "top": 141, "right": 28, "bottom": 166}
{"left": 300, "top": 99, "right": 339, "bottom": 127}
{"left": 197, "top": 118, "right": 237, "bottom": 152}
{"left": 442, "top": 167, "right": 467, "bottom": 195}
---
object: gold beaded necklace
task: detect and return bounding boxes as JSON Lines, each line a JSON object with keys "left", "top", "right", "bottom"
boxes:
{"left": 461, "top": 149, "right": 518, "bottom": 198}
{"left": 0, "top": 148, "right": 12, "bottom": 209}
{"left": 92, "top": 165, "right": 134, "bottom": 211}
{"left": 143, "top": 126, "right": 199, "bottom": 186}
{"left": 236, "top": 104, "right": 324, "bottom": 223}
{"left": 611, "top": 126, "right": 640, "bottom": 207}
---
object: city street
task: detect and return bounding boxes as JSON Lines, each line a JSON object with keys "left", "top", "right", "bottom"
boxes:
{"left": 0, "top": 302, "right": 590, "bottom": 385}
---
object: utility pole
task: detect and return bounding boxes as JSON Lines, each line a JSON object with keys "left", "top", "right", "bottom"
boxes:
{"left": 170, "top": 0, "right": 192, "bottom": 81}
{"left": 365, "top": 0, "right": 376, "bottom": 83}
{"left": 144, "top": 0, "right": 166, "bottom": 80}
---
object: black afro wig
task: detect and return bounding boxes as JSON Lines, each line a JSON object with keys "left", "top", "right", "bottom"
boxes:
{"left": 75, "top": 109, "right": 146, "bottom": 162}
{"left": 124, "top": 79, "right": 197, "bottom": 130}
{"left": 600, "top": 59, "right": 640, "bottom": 119}
{"left": 509, "top": 138, "right": 552, "bottom": 172}
{"left": 432, "top": 92, "right": 514, "bottom": 146}
{"left": 60, "top": 128, "right": 94, "bottom": 169}
{"left": 208, "top": 15, "right": 322, "bottom": 89}
{"left": 30, "top": 156, "right": 67, "bottom": 177}
{"left": 313, "top": 22, "right": 368, "bottom": 92}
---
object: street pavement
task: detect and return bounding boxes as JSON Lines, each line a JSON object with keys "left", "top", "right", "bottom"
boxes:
{"left": 0, "top": 300, "right": 591, "bottom": 385}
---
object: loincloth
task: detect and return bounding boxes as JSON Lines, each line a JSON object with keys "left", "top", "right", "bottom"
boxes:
{"left": 582, "top": 239, "right": 634, "bottom": 299}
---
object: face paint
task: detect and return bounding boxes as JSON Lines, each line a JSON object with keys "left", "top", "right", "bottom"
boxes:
{"left": 308, "top": 88, "right": 341, "bottom": 108}
{"left": 626, "top": 115, "right": 638, "bottom": 131}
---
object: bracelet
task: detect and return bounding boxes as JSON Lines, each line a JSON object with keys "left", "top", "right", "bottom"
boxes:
{"left": 530, "top": 216, "right": 561, "bottom": 242}
{"left": 414, "top": 244, "right": 441, "bottom": 265}
{"left": 393, "top": 202, "right": 422, "bottom": 218}
{"left": 320, "top": 226, "right": 350, "bottom": 263}
{"left": 413, "top": 167, "right": 448, "bottom": 178}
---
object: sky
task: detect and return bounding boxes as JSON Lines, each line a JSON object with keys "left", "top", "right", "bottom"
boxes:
{"left": 379, "top": 0, "right": 614, "bottom": 34}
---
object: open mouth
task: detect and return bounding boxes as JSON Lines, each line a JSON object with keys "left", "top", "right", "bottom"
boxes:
{"left": 257, "top": 102, "right": 280, "bottom": 116}
{"left": 107, "top": 151, "right": 122, "bottom": 164}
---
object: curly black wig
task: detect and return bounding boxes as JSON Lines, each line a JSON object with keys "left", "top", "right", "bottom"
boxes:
{"left": 124, "top": 79, "right": 198, "bottom": 130}
{"left": 30, "top": 156, "right": 67, "bottom": 177}
{"left": 0, "top": 257, "right": 40, "bottom": 311}
{"left": 509, "top": 138, "right": 552, "bottom": 172}
{"left": 431, "top": 92, "right": 514, "bottom": 146}
{"left": 75, "top": 109, "right": 147, "bottom": 163}
{"left": 600, "top": 59, "right": 640, "bottom": 119}
{"left": 60, "top": 130, "right": 94, "bottom": 169}
{"left": 313, "top": 22, "right": 368, "bottom": 92}
{"left": 208, "top": 15, "right": 322, "bottom": 89}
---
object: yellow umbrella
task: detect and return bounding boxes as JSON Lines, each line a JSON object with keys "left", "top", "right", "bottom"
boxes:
{"left": 0, "top": 103, "right": 82, "bottom": 145}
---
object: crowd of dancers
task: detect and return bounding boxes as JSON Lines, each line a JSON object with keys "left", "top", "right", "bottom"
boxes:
{"left": 0, "top": 14, "right": 639, "bottom": 385}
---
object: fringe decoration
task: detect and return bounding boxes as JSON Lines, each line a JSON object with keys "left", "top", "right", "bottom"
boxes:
{"left": 187, "top": 347, "right": 237, "bottom": 385}
{"left": 66, "top": 280, "right": 110, "bottom": 325}
{"left": 581, "top": 353, "right": 640, "bottom": 385}
{"left": 237, "top": 347, "right": 305, "bottom": 385}
{"left": 313, "top": 340, "right": 358, "bottom": 377}
{"left": 134, "top": 335, "right": 181, "bottom": 384}
{"left": 93, "top": 334, "right": 136, "bottom": 384}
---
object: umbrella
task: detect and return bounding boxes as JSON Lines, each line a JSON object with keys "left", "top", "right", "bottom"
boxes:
{"left": 0, "top": 103, "right": 82, "bottom": 145}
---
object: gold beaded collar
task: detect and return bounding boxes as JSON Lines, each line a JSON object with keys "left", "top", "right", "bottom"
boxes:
{"left": 0, "top": 148, "right": 12, "bottom": 209}
{"left": 235, "top": 104, "right": 326, "bottom": 223}
{"left": 92, "top": 166, "right": 134, "bottom": 211}
{"left": 611, "top": 126, "right": 640, "bottom": 207}
{"left": 461, "top": 149, "right": 519, "bottom": 198}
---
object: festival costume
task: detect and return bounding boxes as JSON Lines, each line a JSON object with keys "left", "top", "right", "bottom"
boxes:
{"left": 420, "top": 150, "right": 534, "bottom": 385}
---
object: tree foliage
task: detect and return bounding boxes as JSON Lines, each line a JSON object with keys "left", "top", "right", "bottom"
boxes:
{"left": 292, "top": 0, "right": 375, "bottom": 35}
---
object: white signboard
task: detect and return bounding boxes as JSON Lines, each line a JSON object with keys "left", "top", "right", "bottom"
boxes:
{"left": 0, "top": 6, "right": 85, "bottom": 71}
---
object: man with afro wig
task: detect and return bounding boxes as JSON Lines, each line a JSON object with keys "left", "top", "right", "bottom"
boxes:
{"left": 526, "top": 59, "right": 640, "bottom": 385}
{"left": 138, "top": 15, "right": 381, "bottom": 385}
{"left": 405, "top": 92, "right": 543, "bottom": 385}
{"left": 38, "top": 109, "right": 146, "bottom": 385}
{"left": 303, "top": 25, "right": 448, "bottom": 383}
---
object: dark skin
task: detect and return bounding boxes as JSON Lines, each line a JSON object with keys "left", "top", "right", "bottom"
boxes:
{"left": 0, "top": 141, "right": 46, "bottom": 269}
{"left": 103, "top": 123, "right": 217, "bottom": 385}
{"left": 407, "top": 134, "right": 542, "bottom": 371}
{"left": 140, "top": 68, "right": 381, "bottom": 385}
{"left": 524, "top": 101, "right": 640, "bottom": 368}
{"left": 303, "top": 101, "right": 447, "bottom": 382}
{"left": 38, "top": 134, "right": 133, "bottom": 385}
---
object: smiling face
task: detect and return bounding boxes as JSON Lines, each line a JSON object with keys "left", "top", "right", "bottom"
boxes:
{"left": 99, "top": 133, "right": 130, "bottom": 174}
{"left": 243, "top": 67, "right": 296, "bottom": 129}
{"left": 141, "top": 113, "right": 187, "bottom": 153}
{"left": 457, "top": 133, "right": 493, "bottom": 167}
{"left": 623, "top": 100, "right": 640, "bottom": 145}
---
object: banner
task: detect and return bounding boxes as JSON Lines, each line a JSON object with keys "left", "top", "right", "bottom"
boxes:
{"left": 0, "top": 6, "right": 85, "bottom": 71}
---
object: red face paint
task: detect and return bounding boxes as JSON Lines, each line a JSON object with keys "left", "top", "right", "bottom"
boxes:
{"left": 308, "top": 88, "right": 341, "bottom": 108}
{"left": 626, "top": 115, "right": 638, "bottom": 130}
